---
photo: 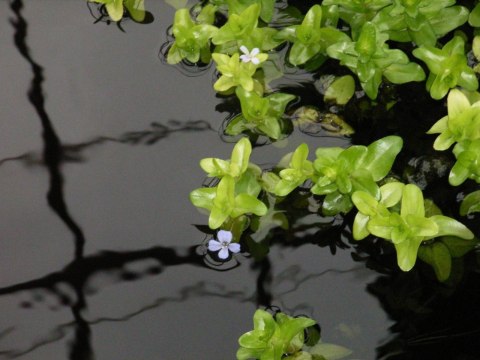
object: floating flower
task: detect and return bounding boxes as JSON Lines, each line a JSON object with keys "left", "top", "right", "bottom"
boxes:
{"left": 207, "top": 230, "right": 240, "bottom": 259}
{"left": 239, "top": 46, "right": 262, "bottom": 65}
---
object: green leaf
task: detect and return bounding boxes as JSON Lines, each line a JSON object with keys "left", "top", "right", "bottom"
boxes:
{"left": 379, "top": 182, "right": 404, "bottom": 208}
{"left": 232, "top": 193, "right": 268, "bottom": 217}
{"left": 351, "top": 191, "right": 379, "bottom": 216}
{"left": 394, "top": 236, "right": 424, "bottom": 271}
{"left": 418, "top": 242, "right": 452, "bottom": 281}
{"left": 429, "top": 215, "right": 474, "bottom": 239}
{"left": 460, "top": 190, "right": 480, "bottom": 215}
{"left": 353, "top": 212, "right": 371, "bottom": 240}
{"left": 361, "top": 136, "right": 403, "bottom": 181}
{"left": 231, "top": 137, "right": 252, "bottom": 177}
{"left": 401, "top": 184, "right": 425, "bottom": 217}
{"left": 383, "top": 62, "right": 425, "bottom": 84}
{"left": 124, "top": 0, "right": 145, "bottom": 22}
{"left": 323, "top": 75, "right": 356, "bottom": 105}
{"left": 322, "top": 191, "right": 353, "bottom": 216}
{"left": 189, "top": 187, "right": 216, "bottom": 210}
{"left": 441, "top": 236, "right": 478, "bottom": 257}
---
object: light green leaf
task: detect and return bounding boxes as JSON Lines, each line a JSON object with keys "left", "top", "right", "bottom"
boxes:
{"left": 429, "top": 215, "right": 474, "bottom": 239}
{"left": 361, "top": 136, "right": 403, "bottom": 181}
{"left": 460, "top": 190, "right": 480, "bottom": 215}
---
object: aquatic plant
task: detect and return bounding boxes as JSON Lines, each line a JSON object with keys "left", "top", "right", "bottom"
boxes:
{"left": 237, "top": 309, "right": 352, "bottom": 360}
{"left": 277, "top": 5, "right": 349, "bottom": 66}
{"left": 226, "top": 88, "right": 296, "bottom": 139}
{"left": 167, "top": 7, "right": 218, "bottom": 64}
{"left": 212, "top": 51, "right": 267, "bottom": 94}
{"left": 327, "top": 22, "right": 425, "bottom": 99}
{"left": 413, "top": 36, "right": 479, "bottom": 100}
{"left": 373, "top": 0, "right": 469, "bottom": 46}
{"left": 352, "top": 183, "right": 474, "bottom": 272}
{"left": 88, "top": 0, "right": 146, "bottom": 22}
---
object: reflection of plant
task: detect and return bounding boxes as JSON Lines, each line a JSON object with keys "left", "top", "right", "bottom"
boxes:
{"left": 352, "top": 183, "right": 474, "bottom": 272}
{"left": 167, "top": 7, "right": 218, "bottom": 64}
{"left": 237, "top": 309, "right": 352, "bottom": 360}
{"left": 88, "top": 0, "right": 146, "bottom": 22}
{"left": 413, "top": 36, "right": 478, "bottom": 100}
{"left": 327, "top": 22, "right": 425, "bottom": 99}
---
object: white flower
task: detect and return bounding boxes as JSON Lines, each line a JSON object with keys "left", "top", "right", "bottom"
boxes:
{"left": 239, "top": 46, "right": 261, "bottom": 65}
{"left": 208, "top": 230, "right": 240, "bottom": 260}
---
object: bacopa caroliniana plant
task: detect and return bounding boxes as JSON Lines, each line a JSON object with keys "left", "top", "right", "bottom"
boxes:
{"left": 237, "top": 309, "right": 352, "bottom": 360}
{"left": 351, "top": 182, "right": 474, "bottom": 272}
{"left": 88, "top": 0, "right": 146, "bottom": 22}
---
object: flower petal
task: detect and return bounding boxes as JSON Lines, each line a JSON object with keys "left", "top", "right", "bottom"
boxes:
{"left": 217, "top": 230, "right": 232, "bottom": 243}
{"left": 240, "top": 45, "right": 249, "bottom": 55}
{"left": 251, "top": 48, "right": 260, "bottom": 56}
{"left": 251, "top": 57, "right": 260, "bottom": 65}
{"left": 240, "top": 55, "right": 250, "bottom": 63}
{"left": 218, "top": 247, "right": 230, "bottom": 259}
{"left": 228, "top": 243, "right": 241, "bottom": 253}
{"left": 208, "top": 239, "right": 222, "bottom": 252}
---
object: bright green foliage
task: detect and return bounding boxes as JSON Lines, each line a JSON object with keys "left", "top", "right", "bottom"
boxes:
{"left": 373, "top": 0, "right": 469, "bottom": 46}
{"left": 212, "top": 4, "right": 281, "bottom": 54}
{"left": 226, "top": 88, "right": 296, "bottom": 139}
{"left": 418, "top": 236, "right": 478, "bottom": 281}
{"left": 199, "top": 137, "right": 255, "bottom": 179}
{"left": 278, "top": 5, "right": 350, "bottom": 66}
{"left": 352, "top": 183, "right": 474, "bottom": 271}
{"left": 272, "top": 144, "right": 314, "bottom": 197}
{"left": 191, "top": 138, "right": 267, "bottom": 229}
{"left": 236, "top": 309, "right": 316, "bottom": 360}
{"left": 327, "top": 22, "right": 425, "bottom": 99}
{"left": 323, "top": 75, "right": 356, "bottom": 105}
{"left": 460, "top": 190, "right": 480, "bottom": 215}
{"left": 450, "top": 139, "right": 480, "bottom": 185}
{"left": 167, "top": 7, "right": 218, "bottom": 64}
{"left": 322, "top": 0, "right": 391, "bottom": 37}
{"left": 312, "top": 135, "right": 403, "bottom": 215}
{"left": 469, "top": 2, "right": 480, "bottom": 27}
{"left": 413, "top": 36, "right": 478, "bottom": 100}
{"left": 427, "top": 89, "right": 480, "bottom": 185}
{"left": 89, "top": 0, "right": 146, "bottom": 22}
{"left": 223, "top": 0, "right": 275, "bottom": 23}
{"left": 427, "top": 89, "right": 480, "bottom": 151}
{"left": 212, "top": 52, "right": 266, "bottom": 93}
{"left": 190, "top": 175, "right": 267, "bottom": 229}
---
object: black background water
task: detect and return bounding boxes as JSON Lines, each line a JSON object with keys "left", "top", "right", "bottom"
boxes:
{"left": 1, "top": 1, "right": 479, "bottom": 360}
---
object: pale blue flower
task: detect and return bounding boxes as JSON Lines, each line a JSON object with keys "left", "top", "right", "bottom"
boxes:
{"left": 208, "top": 230, "right": 240, "bottom": 259}
{"left": 239, "top": 46, "right": 261, "bottom": 65}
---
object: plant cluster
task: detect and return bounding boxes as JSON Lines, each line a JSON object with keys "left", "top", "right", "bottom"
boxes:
{"left": 88, "top": 0, "right": 146, "bottom": 22}
{"left": 237, "top": 309, "right": 351, "bottom": 360}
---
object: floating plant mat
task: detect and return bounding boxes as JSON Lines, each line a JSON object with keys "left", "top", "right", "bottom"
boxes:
{"left": 0, "top": 1, "right": 479, "bottom": 359}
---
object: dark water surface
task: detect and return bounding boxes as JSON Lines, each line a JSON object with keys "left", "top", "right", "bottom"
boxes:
{"left": 2, "top": 1, "right": 479, "bottom": 360}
